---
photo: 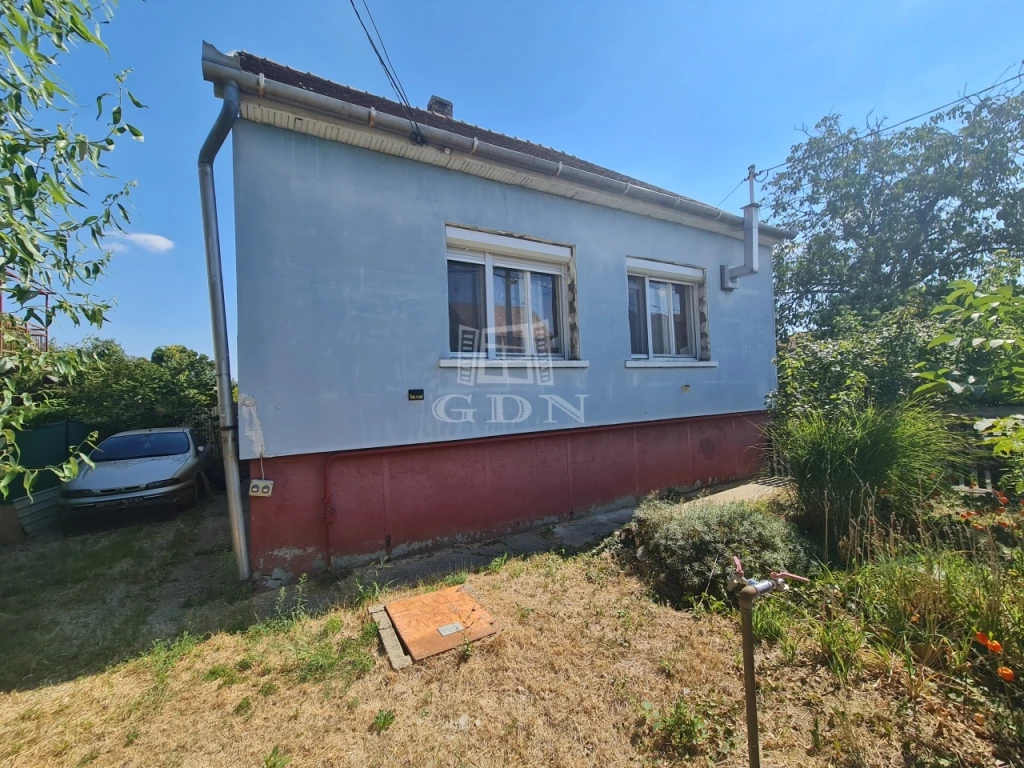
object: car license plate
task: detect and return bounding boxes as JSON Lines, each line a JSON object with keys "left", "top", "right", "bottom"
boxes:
{"left": 96, "top": 496, "right": 148, "bottom": 509}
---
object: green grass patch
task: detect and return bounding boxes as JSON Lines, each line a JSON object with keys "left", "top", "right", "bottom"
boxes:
{"left": 289, "top": 619, "right": 377, "bottom": 684}
{"left": 203, "top": 663, "right": 242, "bottom": 686}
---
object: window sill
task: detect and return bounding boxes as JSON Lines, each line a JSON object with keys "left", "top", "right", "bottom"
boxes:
{"left": 439, "top": 358, "right": 590, "bottom": 369}
{"left": 624, "top": 359, "right": 718, "bottom": 369}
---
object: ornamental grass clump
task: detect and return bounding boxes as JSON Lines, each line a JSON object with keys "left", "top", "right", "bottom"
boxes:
{"left": 770, "top": 404, "right": 960, "bottom": 552}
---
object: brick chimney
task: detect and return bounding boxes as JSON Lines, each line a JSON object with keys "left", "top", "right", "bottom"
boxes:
{"left": 426, "top": 95, "right": 453, "bottom": 118}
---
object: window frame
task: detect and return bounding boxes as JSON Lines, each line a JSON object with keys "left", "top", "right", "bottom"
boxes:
{"left": 625, "top": 257, "right": 705, "bottom": 362}
{"left": 446, "top": 247, "right": 570, "bottom": 361}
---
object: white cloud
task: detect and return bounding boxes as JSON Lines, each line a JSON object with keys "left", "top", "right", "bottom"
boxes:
{"left": 108, "top": 233, "right": 175, "bottom": 253}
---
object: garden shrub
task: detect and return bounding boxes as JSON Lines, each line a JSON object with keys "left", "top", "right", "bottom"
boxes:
{"left": 770, "top": 305, "right": 940, "bottom": 423}
{"left": 770, "top": 404, "right": 960, "bottom": 552}
{"left": 631, "top": 500, "right": 810, "bottom": 606}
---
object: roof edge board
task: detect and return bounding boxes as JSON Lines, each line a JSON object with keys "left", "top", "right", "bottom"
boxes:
{"left": 238, "top": 98, "right": 770, "bottom": 243}
{"left": 202, "top": 42, "right": 794, "bottom": 244}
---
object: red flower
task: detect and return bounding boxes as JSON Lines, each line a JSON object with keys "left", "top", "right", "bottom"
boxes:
{"left": 976, "top": 631, "right": 990, "bottom": 645}
{"left": 996, "top": 491, "right": 1009, "bottom": 506}
{"left": 973, "top": 523, "right": 985, "bottom": 531}
{"left": 998, "top": 666, "right": 1015, "bottom": 682}
{"left": 999, "top": 520, "right": 1010, "bottom": 529}
{"left": 988, "top": 640, "right": 1004, "bottom": 654}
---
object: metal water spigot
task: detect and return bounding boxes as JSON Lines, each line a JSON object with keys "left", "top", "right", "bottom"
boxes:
{"left": 728, "top": 555, "right": 808, "bottom": 768}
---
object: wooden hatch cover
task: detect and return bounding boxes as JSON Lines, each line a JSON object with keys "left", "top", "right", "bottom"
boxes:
{"left": 384, "top": 585, "right": 498, "bottom": 661}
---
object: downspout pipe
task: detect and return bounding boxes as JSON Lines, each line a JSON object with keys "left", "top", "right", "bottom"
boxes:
{"left": 199, "top": 80, "right": 250, "bottom": 581}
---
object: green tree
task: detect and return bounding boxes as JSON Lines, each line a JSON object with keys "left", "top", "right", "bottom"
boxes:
{"left": 767, "top": 87, "right": 1024, "bottom": 333}
{"left": 0, "top": 1, "right": 142, "bottom": 497}
{"left": 60, "top": 340, "right": 216, "bottom": 434}
{"left": 770, "top": 304, "right": 941, "bottom": 422}
{"left": 916, "top": 273, "right": 1024, "bottom": 489}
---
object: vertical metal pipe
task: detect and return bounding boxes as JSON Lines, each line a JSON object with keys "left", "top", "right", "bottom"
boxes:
{"left": 739, "top": 586, "right": 761, "bottom": 768}
{"left": 198, "top": 81, "right": 250, "bottom": 581}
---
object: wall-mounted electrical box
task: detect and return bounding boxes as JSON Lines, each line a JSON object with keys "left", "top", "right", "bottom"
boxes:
{"left": 249, "top": 479, "right": 274, "bottom": 497}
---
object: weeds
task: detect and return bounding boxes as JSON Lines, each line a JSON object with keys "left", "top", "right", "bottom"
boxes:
{"left": 233, "top": 696, "right": 253, "bottom": 717}
{"left": 263, "top": 746, "right": 290, "bottom": 768}
{"left": 370, "top": 709, "right": 395, "bottom": 733}
{"left": 247, "top": 576, "right": 311, "bottom": 639}
{"left": 457, "top": 634, "right": 475, "bottom": 663}
{"left": 751, "top": 596, "right": 790, "bottom": 644}
{"left": 289, "top": 619, "right": 377, "bottom": 683}
{"left": 258, "top": 681, "right": 278, "bottom": 697}
{"left": 203, "top": 664, "right": 242, "bottom": 686}
{"left": 353, "top": 578, "right": 394, "bottom": 607}
{"left": 638, "top": 696, "right": 735, "bottom": 760}
{"left": 818, "top": 616, "right": 865, "bottom": 685}
{"left": 485, "top": 553, "right": 510, "bottom": 573}
{"left": 146, "top": 632, "right": 201, "bottom": 687}
{"left": 441, "top": 570, "right": 468, "bottom": 587}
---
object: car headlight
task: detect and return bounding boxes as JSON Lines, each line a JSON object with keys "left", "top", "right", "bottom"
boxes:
{"left": 145, "top": 479, "right": 178, "bottom": 490}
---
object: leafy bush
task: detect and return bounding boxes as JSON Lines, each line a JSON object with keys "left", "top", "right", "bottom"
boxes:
{"left": 770, "top": 306, "right": 940, "bottom": 423}
{"left": 55, "top": 339, "right": 217, "bottom": 434}
{"left": 770, "top": 404, "right": 959, "bottom": 551}
{"left": 631, "top": 500, "right": 810, "bottom": 606}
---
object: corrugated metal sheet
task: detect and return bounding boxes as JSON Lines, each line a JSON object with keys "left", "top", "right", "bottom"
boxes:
{"left": 14, "top": 487, "right": 60, "bottom": 537}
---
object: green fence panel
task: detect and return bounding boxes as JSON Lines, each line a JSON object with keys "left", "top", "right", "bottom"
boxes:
{"left": 9, "top": 420, "right": 92, "bottom": 500}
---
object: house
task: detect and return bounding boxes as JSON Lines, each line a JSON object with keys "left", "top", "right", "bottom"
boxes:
{"left": 199, "top": 43, "right": 792, "bottom": 582}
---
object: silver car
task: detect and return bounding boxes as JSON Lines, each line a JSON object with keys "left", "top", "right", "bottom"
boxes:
{"left": 58, "top": 427, "right": 213, "bottom": 516}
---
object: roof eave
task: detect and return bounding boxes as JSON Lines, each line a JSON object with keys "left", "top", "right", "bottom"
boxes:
{"left": 201, "top": 43, "right": 795, "bottom": 244}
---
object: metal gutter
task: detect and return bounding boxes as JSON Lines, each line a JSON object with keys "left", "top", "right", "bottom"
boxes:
{"left": 201, "top": 43, "right": 794, "bottom": 244}
{"left": 198, "top": 78, "right": 250, "bottom": 581}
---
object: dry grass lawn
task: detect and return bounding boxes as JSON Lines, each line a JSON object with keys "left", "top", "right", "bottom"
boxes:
{"left": 0, "top": 500, "right": 1000, "bottom": 767}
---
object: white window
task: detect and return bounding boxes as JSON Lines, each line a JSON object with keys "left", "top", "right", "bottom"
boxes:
{"left": 626, "top": 257, "right": 703, "bottom": 360}
{"left": 446, "top": 226, "right": 571, "bottom": 360}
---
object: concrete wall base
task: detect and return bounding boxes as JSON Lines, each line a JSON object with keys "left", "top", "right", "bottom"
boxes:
{"left": 248, "top": 411, "right": 767, "bottom": 582}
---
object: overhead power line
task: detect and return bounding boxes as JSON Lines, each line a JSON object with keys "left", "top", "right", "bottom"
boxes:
{"left": 347, "top": 0, "right": 425, "bottom": 145}
{"left": 359, "top": 0, "right": 412, "bottom": 109}
{"left": 715, "top": 68, "right": 1024, "bottom": 207}
{"left": 754, "top": 70, "right": 1024, "bottom": 179}
{"left": 715, "top": 177, "right": 746, "bottom": 209}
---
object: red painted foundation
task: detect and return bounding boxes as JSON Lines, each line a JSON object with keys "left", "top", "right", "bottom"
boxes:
{"left": 248, "top": 411, "right": 767, "bottom": 579}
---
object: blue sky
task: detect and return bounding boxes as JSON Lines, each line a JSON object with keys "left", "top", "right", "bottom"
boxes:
{"left": 54, "top": 0, "right": 1024, "bottom": 364}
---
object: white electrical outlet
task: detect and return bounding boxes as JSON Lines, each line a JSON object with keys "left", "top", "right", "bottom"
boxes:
{"left": 249, "top": 479, "right": 274, "bottom": 497}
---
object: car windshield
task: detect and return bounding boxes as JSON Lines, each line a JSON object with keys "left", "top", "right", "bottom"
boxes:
{"left": 92, "top": 433, "right": 190, "bottom": 462}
